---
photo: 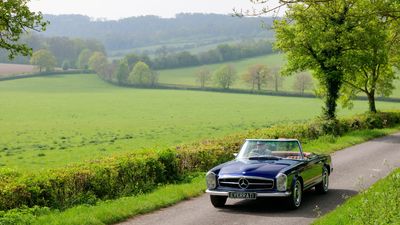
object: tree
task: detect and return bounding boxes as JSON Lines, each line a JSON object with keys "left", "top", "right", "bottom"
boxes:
{"left": 339, "top": 3, "right": 400, "bottom": 113}
{"left": 62, "top": 60, "right": 70, "bottom": 71}
{"left": 77, "top": 49, "right": 93, "bottom": 69}
{"left": 47, "top": 37, "right": 76, "bottom": 66}
{"left": 245, "top": 0, "right": 400, "bottom": 118}
{"left": 293, "top": 73, "right": 313, "bottom": 95}
{"left": 213, "top": 65, "right": 237, "bottom": 89}
{"left": 195, "top": 67, "right": 211, "bottom": 88}
{"left": 0, "top": 0, "right": 48, "bottom": 59}
{"left": 128, "top": 61, "right": 158, "bottom": 87}
{"left": 267, "top": 67, "right": 284, "bottom": 92}
{"left": 175, "top": 51, "right": 199, "bottom": 67}
{"left": 115, "top": 59, "right": 129, "bottom": 85}
{"left": 125, "top": 53, "right": 152, "bottom": 70}
{"left": 30, "top": 49, "right": 57, "bottom": 72}
{"left": 273, "top": 1, "right": 362, "bottom": 119}
{"left": 242, "top": 64, "right": 270, "bottom": 91}
{"left": 217, "top": 44, "right": 240, "bottom": 61}
{"left": 88, "top": 51, "right": 108, "bottom": 76}
{"left": 148, "top": 71, "right": 159, "bottom": 87}
{"left": 198, "top": 49, "right": 223, "bottom": 65}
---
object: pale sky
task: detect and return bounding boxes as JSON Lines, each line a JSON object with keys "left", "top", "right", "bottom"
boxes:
{"left": 28, "top": 0, "right": 282, "bottom": 20}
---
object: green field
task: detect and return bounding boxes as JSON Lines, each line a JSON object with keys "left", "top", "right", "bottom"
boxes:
{"left": 158, "top": 53, "right": 400, "bottom": 98}
{"left": 0, "top": 74, "right": 399, "bottom": 172}
{"left": 158, "top": 54, "right": 288, "bottom": 88}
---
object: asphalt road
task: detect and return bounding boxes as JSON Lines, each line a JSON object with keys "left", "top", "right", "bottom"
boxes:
{"left": 119, "top": 132, "right": 400, "bottom": 225}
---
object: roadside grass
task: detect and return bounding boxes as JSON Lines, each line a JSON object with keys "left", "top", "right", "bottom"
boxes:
{"left": 302, "top": 125, "right": 400, "bottom": 155}
{"left": 32, "top": 175, "right": 206, "bottom": 225}
{"left": 313, "top": 168, "right": 400, "bottom": 225}
{"left": 2, "top": 125, "right": 398, "bottom": 225}
{"left": 2, "top": 74, "right": 399, "bottom": 171}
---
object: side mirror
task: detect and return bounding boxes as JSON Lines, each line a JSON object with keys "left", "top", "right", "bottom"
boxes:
{"left": 233, "top": 153, "right": 238, "bottom": 157}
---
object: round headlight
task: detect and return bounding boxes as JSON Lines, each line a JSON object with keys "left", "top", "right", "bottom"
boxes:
{"left": 206, "top": 172, "right": 217, "bottom": 190}
{"left": 276, "top": 173, "right": 287, "bottom": 191}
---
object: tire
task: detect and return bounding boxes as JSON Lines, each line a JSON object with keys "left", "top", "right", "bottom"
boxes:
{"left": 315, "top": 167, "right": 329, "bottom": 194}
{"left": 287, "top": 179, "right": 302, "bottom": 209}
{"left": 210, "top": 195, "right": 227, "bottom": 208}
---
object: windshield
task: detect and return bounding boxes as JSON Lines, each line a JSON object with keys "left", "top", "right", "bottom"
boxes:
{"left": 237, "top": 140, "right": 303, "bottom": 160}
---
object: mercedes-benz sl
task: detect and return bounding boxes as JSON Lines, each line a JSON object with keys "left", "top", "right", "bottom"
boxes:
{"left": 205, "top": 139, "right": 332, "bottom": 209}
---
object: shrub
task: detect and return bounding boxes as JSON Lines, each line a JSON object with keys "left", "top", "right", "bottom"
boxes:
{"left": 0, "top": 150, "right": 181, "bottom": 211}
{"left": 0, "top": 206, "right": 50, "bottom": 225}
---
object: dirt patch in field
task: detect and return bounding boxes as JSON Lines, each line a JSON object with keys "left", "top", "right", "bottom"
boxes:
{"left": 0, "top": 63, "right": 38, "bottom": 77}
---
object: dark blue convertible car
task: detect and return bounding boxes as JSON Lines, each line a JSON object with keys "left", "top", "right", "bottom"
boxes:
{"left": 206, "top": 139, "right": 332, "bottom": 209}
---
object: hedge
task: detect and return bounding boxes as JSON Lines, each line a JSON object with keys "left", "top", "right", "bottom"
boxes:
{"left": 0, "top": 111, "right": 399, "bottom": 211}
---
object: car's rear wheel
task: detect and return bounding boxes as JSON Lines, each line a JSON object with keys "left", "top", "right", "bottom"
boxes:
{"left": 210, "top": 195, "right": 227, "bottom": 208}
{"left": 287, "top": 179, "right": 302, "bottom": 209}
{"left": 315, "top": 167, "right": 329, "bottom": 194}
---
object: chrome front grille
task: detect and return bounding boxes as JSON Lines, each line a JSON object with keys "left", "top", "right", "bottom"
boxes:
{"left": 218, "top": 176, "right": 274, "bottom": 190}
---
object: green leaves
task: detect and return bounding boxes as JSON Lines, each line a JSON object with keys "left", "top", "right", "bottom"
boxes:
{"left": 29, "top": 49, "right": 57, "bottom": 72}
{"left": 0, "top": 0, "right": 48, "bottom": 59}
{"left": 273, "top": 0, "right": 400, "bottom": 117}
{"left": 128, "top": 61, "right": 158, "bottom": 87}
{"left": 213, "top": 64, "right": 237, "bottom": 89}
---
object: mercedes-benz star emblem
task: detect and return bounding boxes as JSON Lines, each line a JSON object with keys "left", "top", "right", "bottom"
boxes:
{"left": 238, "top": 178, "right": 249, "bottom": 189}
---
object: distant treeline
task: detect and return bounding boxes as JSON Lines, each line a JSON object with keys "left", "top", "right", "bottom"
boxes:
{"left": 150, "top": 39, "right": 273, "bottom": 70}
{"left": 41, "top": 13, "right": 275, "bottom": 51}
{"left": 0, "top": 34, "right": 105, "bottom": 68}
{"left": 87, "top": 39, "right": 277, "bottom": 90}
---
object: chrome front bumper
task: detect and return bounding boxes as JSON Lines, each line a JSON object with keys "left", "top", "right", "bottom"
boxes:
{"left": 206, "top": 190, "right": 291, "bottom": 197}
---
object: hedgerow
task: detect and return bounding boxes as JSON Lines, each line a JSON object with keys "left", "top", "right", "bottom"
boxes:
{"left": 0, "top": 111, "right": 399, "bottom": 212}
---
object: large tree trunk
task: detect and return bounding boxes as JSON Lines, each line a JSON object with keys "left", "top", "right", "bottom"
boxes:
{"left": 324, "top": 71, "right": 343, "bottom": 120}
{"left": 367, "top": 91, "right": 377, "bottom": 113}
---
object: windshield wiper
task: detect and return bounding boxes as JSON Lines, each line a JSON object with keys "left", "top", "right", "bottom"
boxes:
{"left": 248, "top": 155, "right": 282, "bottom": 160}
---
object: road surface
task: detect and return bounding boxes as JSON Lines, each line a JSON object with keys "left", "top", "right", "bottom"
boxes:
{"left": 119, "top": 132, "right": 400, "bottom": 225}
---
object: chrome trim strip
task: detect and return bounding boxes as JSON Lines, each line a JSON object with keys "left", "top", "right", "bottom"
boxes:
{"left": 219, "top": 175, "right": 274, "bottom": 181}
{"left": 219, "top": 182, "right": 273, "bottom": 186}
{"left": 219, "top": 182, "right": 238, "bottom": 185}
{"left": 206, "top": 190, "right": 291, "bottom": 197}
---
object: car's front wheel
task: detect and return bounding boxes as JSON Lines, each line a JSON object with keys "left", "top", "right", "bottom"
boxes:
{"left": 287, "top": 179, "right": 302, "bottom": 209}
{"left": 315, "top": 167, "right": 329, "bottom": 194}
{"left": 210, "top": 195, "right": 227, "bottom": 208}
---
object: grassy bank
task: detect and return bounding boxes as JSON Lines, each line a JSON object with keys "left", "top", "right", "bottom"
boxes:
{"left": 313, "top": 168, "right": 400, "bottom": 225}
{"left": 1, "top": 125, "right": 399, "bottom": 225}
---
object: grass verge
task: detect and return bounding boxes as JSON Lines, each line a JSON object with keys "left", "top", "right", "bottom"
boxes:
{"left": 1, "top": 126, "right": 399, "bottom": 225}
{"left": 5, "top": 175, "right": 206, "bottom": 225}
{"left": 303, "top": 125, "right": 400, "bottom": 154}
{"left": 313, "top": 168, "right": 400, "bottom": 225}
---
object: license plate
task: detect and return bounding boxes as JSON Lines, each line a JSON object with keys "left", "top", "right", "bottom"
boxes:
{"left": 228, "top": 192, "right": 257, "bottom": 199}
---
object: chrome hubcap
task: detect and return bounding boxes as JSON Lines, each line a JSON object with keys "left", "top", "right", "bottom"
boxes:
{"left": 294, "top": 181, "right": 301, "bottom": 207}
{"left": 323, "top": 170, "right": 329, "bottom": 191}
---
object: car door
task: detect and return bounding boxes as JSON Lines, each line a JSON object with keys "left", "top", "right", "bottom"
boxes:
{"left": 301, "top": 155, "right": 324, "bottom": 189}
